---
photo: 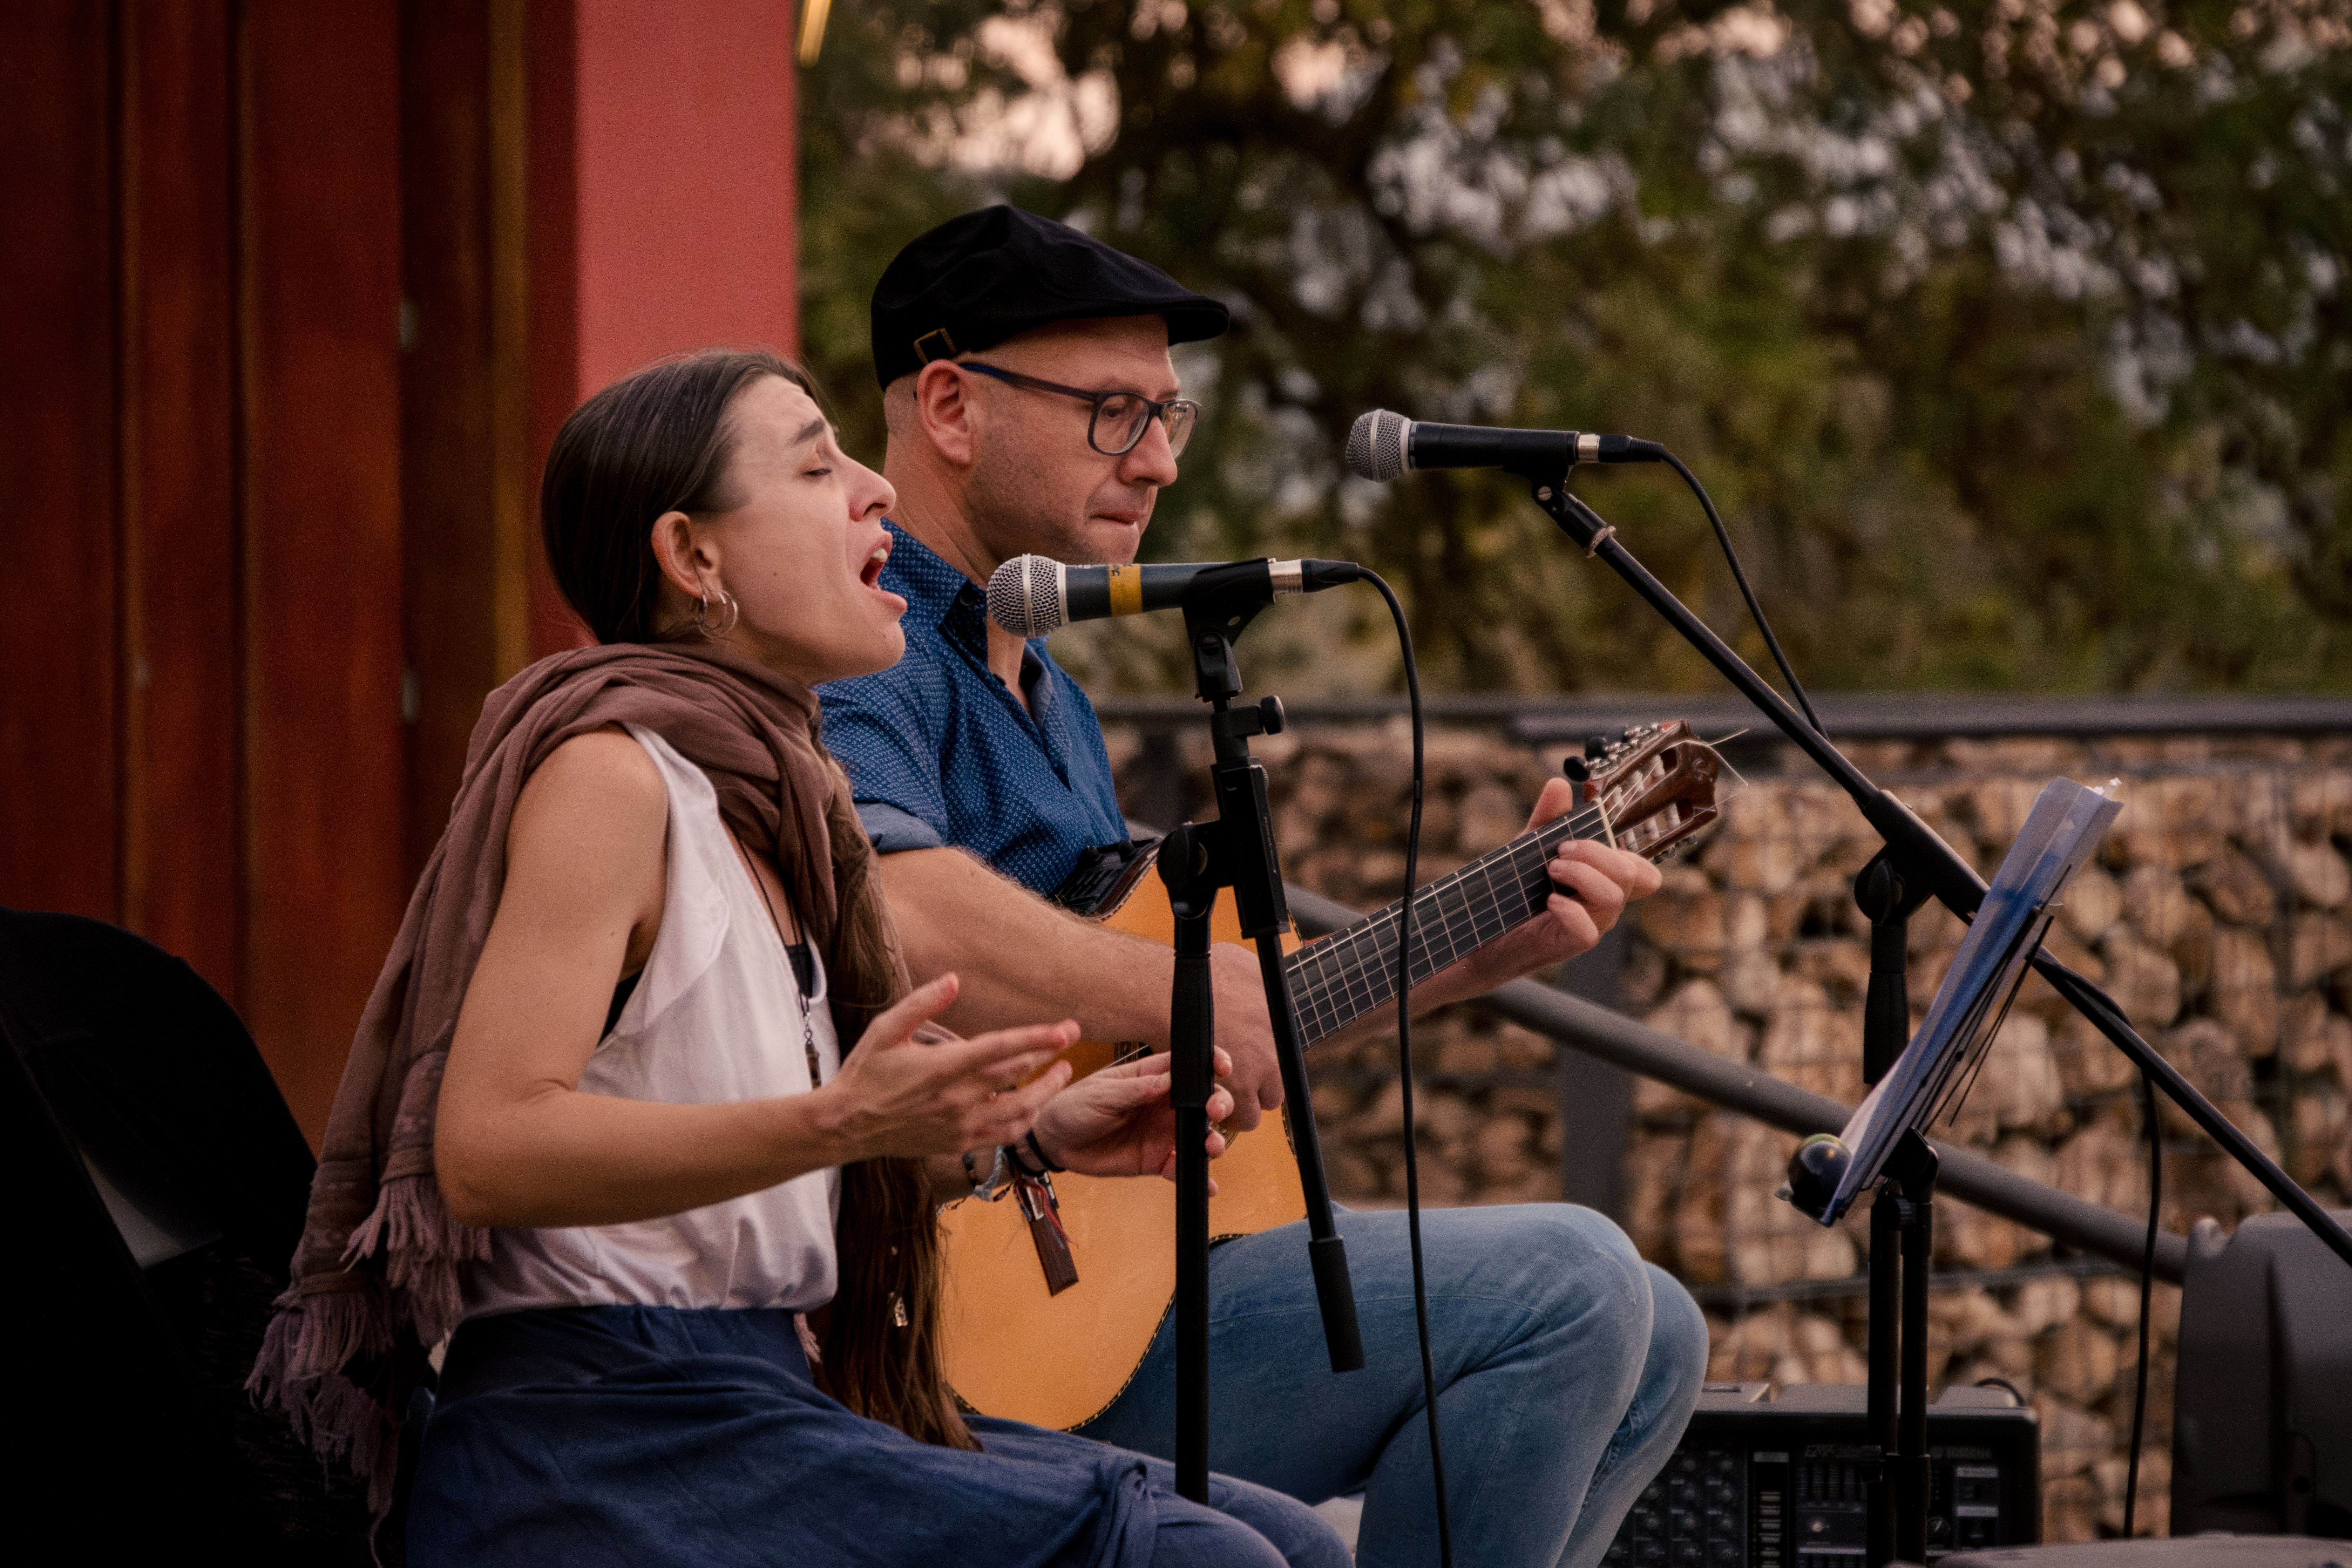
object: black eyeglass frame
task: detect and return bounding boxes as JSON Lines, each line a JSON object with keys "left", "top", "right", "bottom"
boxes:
{"left": 957, "top": 361, "right": 1201, "bottom": 458}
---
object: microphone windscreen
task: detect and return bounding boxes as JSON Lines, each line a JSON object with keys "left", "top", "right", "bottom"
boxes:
{"left": 986, "top": 554, "right": 1065, "bottom": 637}
{"left": 1344, "top": 409, "right": 1410, "bottom": 482}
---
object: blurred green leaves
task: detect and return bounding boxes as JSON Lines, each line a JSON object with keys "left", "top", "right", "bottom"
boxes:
{"left": 798, "top": 0, "right": 2349, "bottom": 694}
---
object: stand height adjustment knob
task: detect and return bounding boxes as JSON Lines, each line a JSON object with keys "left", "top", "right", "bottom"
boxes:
{"left": 1257, "top": 696, "right": 1285, "bottom": 735}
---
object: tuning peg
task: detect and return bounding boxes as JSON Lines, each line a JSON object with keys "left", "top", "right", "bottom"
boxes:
{"left": 1562, "top": 754, "right": 1591, "bottom": 783}
{"left": 1583, "top": 733, "right": 1609, "bottom": 761}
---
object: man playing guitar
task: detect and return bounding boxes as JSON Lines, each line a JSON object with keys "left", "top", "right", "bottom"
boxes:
{"left": 817, "top": 205, "right": 1707, "bottom": 1568}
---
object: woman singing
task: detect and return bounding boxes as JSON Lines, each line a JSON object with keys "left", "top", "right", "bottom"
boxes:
{"left": 251, "top": 350, "right": 1344, "bottom": 1568}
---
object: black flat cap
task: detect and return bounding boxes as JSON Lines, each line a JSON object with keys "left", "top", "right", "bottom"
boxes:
{"left": 871, "top": 205, "right": 1229, "bottom": 389}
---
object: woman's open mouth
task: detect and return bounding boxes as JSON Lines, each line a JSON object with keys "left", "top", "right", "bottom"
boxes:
{"left": 858, "top": 540, "right": 891, "bottom": 589}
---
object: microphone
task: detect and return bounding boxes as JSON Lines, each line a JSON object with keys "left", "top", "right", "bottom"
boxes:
{"left": 986, "top": 554, "right": 1361, "bottom": 638}
{"left": 1345, "top": 409, "right": 1665, "bottom": 482}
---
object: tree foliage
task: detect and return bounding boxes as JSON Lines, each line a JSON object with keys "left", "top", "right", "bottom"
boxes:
{"left": 799, "top": 0, "right": 2350, "bottom": 694}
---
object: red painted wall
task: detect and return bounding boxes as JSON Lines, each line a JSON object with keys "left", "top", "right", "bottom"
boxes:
{"left": 573, "top": 0, "right": 798, "bottom": 397}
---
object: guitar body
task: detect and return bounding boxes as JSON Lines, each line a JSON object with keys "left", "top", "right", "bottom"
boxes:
{"left": 937, "top": 883, "right": 1307, "bottom": 1431}
{"left": 935, "top": 719, "right": 1724, "bottom": 1431}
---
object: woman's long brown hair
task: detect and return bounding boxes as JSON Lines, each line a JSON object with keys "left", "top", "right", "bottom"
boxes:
{"left": 541, "top": 347, "right": 974, "bottom": 1450}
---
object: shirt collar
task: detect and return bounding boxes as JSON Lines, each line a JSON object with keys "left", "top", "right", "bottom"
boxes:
{"left": 878, "top": 519, "right": 978, "bottom": 633}
{"left": 880, "top": 520, "right": 1053, "bottom": 696}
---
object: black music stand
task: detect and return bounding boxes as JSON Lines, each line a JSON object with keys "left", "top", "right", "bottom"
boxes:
{"left": 1786, "top": 777, "right": 2121, "bottom": 1561}
{"left": 1156, "top": 572, "right": 1365, "bottom": 1503}
{"left": 1485, "top": 462, "right": 2352, "bottom": 1568}
{"left": 1508, "top": 473, "right": 2352, "bottom": 1262}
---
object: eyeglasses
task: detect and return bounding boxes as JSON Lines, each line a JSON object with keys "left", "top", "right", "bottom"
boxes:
{"left": 958, "top": 361, "right": 1201, "bottom": 459}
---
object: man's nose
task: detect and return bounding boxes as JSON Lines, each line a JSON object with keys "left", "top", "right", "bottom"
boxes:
{"left": 1117, "top": 412, "right": 1181, "bottom": 487}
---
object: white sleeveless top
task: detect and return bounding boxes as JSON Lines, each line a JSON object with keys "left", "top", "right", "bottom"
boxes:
{"left": 462, "top": 725, "right": 844, "bottom": 1319}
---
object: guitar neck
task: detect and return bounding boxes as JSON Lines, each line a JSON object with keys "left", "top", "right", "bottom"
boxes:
{"left": 1283, "top": 801, "right": 1613, "bottom": 1047}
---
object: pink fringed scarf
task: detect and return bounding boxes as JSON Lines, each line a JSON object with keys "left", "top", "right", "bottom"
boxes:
{"left": 248, "top": 642, "right": 912, "bottom": 1508}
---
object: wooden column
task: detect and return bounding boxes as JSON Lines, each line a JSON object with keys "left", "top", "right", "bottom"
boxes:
{"left": 0, "top": 2, "right": 120, "bottom": 927}
{"left": 401, "top": 0, "right": 538, "bottom": 873}
{"left": 238, "top": 0, "right": 410, "bottom": 1135}
{"left": 525, "top": 0, "right": 586, "bottom": 656}
{"left": 119, "top": 0, "right": 242, "bottom": 997}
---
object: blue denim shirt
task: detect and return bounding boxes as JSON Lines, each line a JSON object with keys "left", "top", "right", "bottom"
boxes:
{"left": 816, "top": 522, "right": 1129, "bottom": 897}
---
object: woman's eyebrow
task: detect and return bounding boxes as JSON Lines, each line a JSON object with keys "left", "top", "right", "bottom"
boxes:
{"left": 792, "top": 417, "right": 829, "bottom": 447}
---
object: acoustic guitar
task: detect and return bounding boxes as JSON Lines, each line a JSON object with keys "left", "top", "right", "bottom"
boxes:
{"left": 937, "top": 720, "right": 1727, "bottom": 1429}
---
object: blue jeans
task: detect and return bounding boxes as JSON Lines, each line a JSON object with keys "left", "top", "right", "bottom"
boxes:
{"left": 1073, "top": 1204, "right": 1708, "bottom": 1568}
{"left": 413, "top": 1304, "right": 1347, "bottom": 1568}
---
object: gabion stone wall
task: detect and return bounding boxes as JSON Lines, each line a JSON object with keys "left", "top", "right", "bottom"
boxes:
{"left": 1102, "top": 718, "right": 2352, "bottom": 1544}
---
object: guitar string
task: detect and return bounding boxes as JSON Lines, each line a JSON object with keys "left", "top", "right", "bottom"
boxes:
{"left": 1300, "top": 802, "right": 1595, "bottom": 1016}
{"left": 1285, "top": 794, "right": 1626, "bottom": 1040}
{"left": 1297, "top": 776, "right": 1675, "bottom": 1036}
{"left": 1297, "top": 846, "right": 1527, "bottom": 1037}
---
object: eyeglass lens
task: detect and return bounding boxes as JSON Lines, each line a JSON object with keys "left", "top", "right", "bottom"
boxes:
{"left": 1092, "top": 394, "right": 1198, "bottom": 458}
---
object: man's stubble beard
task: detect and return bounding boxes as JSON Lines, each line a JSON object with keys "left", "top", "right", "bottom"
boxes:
{"left": 963, "top": 431, "right": 1131, "bottom": 569}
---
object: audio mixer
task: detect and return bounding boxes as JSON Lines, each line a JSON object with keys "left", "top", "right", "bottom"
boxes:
{"left": 1600, "top": 1382, "right": 2040, "bottom": 1567}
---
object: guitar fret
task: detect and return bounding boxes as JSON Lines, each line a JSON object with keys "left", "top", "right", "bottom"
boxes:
{"left": 1471, "top": 857, "right": 1510, "bottom": 943}
{"left": 1508, "top": 835, "right": 1550, "bottom": 920}
{"left": 1281, "top": 798, "right": 1629, "bottom": 1043}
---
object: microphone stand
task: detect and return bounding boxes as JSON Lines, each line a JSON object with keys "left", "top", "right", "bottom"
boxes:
{"left": 1514, "top": 467, "right": 2352, "bottom": 1566}
{"left": 1157, "top": 583, "right": 1365, "bottom": 1504}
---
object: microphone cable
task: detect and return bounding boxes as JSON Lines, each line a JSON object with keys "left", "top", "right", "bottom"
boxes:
{"left": 1651, "top": 451, "right": 1824, "bottom": 737}
{"left": 1356, "top": 567, "right": 1455, "bottom": 1567}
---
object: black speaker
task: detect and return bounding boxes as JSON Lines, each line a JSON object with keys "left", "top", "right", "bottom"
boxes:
{"left": 2172, "top": 1210, "right": 2352, "bottom": 1541}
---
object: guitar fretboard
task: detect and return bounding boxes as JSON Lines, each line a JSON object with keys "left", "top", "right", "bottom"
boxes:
{"left": 1284, "top": 800, "right": 1613, "bottom": 1046}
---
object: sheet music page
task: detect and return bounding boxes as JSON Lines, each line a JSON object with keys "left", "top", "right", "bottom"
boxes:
{"left": 1814, "top": 777, "right": 2125, "bottom": 1222}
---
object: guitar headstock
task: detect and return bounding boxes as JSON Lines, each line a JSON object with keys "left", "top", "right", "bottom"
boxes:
{"left": 1572, "top": 720, "right": 1724, "bottom": 861}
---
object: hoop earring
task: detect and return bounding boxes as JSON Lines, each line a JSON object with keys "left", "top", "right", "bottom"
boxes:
{"left": 694, "top": 588, "right": 740, "bottom": 638}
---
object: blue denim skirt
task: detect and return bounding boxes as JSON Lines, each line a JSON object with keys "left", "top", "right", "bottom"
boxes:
{"left": 409, "top": 1304, "right": 1165, "bottom": 1567}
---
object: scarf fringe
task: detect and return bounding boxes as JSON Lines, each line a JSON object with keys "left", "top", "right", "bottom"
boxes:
{"left": 342, "top": 1172, "right": 488, "bottom": 1347}
{"left": 247, "top": 1172, "right": 483, "bottom": 1502}
{"left": 246, "top": 1300, "right": 392, "bottom": 1480}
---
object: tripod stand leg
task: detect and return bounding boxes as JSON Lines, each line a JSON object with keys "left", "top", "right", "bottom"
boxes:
{"left": 1867, "top": 1187, "right": 1900, "bottom": 1568}
{"left": 1899, "top": 1182, "right": 1934, "bottom": 1566}
{"left": 1253, "top": 935, "right": 1364, "bottom": 1373}
{"left": 1167, "top": 878, "right": 1217, "bottom": 1503}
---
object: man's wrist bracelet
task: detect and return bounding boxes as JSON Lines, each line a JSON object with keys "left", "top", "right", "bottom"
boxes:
{"left": 1009, "top": 1130, "right": 1065, "bottom": 1178}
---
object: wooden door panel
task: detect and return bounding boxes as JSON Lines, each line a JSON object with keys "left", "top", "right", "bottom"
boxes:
{"left": 239, "top": 0, "right": 409, "bottom": 1142}
{"left": 0, "top": 2, "right": 119, "bottom": 920}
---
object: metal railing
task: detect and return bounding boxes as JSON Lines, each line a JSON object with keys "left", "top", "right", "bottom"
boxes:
{"left": 1279, "top": 880, "right": 2189, "bottom": 1281}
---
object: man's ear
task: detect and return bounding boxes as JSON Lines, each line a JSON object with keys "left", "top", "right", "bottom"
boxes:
{"left": 911, "top": 360, "right": 979, "bottom": 468}
{"left": 648, "top": 510, "right": 720, "bottom": 602}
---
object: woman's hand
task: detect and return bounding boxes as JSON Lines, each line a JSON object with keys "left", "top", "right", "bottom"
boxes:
{"left": 814, "top": 974, "right": 1079, "bottom": 1163}
{"left": 1030, "top": 1048, "right": 1237, "bottom": 1183}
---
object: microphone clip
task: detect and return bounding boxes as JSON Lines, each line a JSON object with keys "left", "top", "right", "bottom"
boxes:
{"left": 1533, "top": 480, "right": 1618, "bottom": 557}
